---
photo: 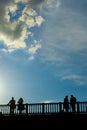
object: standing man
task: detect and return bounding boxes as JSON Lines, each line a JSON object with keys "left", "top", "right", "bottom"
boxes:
{"left": 8, "top": 97, "right": 16, "bottom": 115}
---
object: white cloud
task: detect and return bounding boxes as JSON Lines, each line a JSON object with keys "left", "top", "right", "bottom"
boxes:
{"left": 29, "top": 42, "right": 41, "bottom": 54}
{"left": 35, "top": 16, "right": 44, "bottom": 26}
{"left": 28, "top": 55, "right": 35, "bottom": 61}
{"left": 9, "top": 4, "right": 18, "bottom": 14}
{"left": 15, "top": 0, "right": 28, "bottom": 3}
{"left": 46, "top": 0, "right": 61, "bottom": 8}
{"left": 28, "top": 40, "right": 42, "bottom": 60}
{"left": 43, "top": 100, "right": 53, "bottom": 103}
{"left": 61, "top": 74, "right": 82, "bottom": 80}
{"left": 23, "top": 7, "right": 37, "bottom": 17}
{"left": 0, "top": 0, "right": 60, "bottom": 53}
{"left": 28, "top": 40, "right": 42, "bottom": 61}
{"left": 60, "top": 74, "right": 87, "bottom": 86}
{"left": 1, "top": 48, "right": 8, "bottom": 53}
{"left": 0, "top": 0, "right": 44, "bottom": 51}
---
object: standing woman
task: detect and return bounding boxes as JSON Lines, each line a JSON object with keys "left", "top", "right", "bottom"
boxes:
{"left": 18, "top": 97, "right": 25, "bottom": 114}
{"left": 70, "top": 95, "right": 76, "bottom": 112}
{"left": 63, "top": 95, "right": 69, "bottom": 112}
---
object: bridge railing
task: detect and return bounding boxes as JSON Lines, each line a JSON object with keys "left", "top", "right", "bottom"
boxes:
{"left": 0, "top": 101, "right": 87, "bottom": 116}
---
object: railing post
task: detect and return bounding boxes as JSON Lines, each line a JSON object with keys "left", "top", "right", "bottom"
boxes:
{"left": 42, "top": 103, "right": 44, "bottom": 114}
{"left": 77, "top": 102, "right": 80, "bottom": 113}
{"left": 25, "top": 103, "right": 28, "bottom": 116}
{"left": 59, "top": 102, "right": 62, "bottom": 112}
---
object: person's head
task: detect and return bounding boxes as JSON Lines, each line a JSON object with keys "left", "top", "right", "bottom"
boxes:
{"left": 12, "top": 97, "right": 14, "bottom": 100}
{"left": 71, "top": 95, "right": 73, "bottom": 98}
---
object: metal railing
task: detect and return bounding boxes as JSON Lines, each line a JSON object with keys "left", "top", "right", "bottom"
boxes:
{"left": 0, "top": 101, "right": 87, "bottom": 116}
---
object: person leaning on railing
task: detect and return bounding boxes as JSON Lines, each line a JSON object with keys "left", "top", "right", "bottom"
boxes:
{"left": 8, "top": 97, "right": 16, "bottom": 115}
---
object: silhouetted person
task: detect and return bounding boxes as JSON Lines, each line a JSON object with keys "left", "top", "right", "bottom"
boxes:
{"left": 64, "top": 95, "right": 69, "bottom": 112}
{"left": 18, "top": 97, "right": 25, "bottom": 114}
{"left": 8, "top": 97, "right": 16, "bottom": 115}
{"left": 70, "top": 95, "right": 76, "bottom": 112}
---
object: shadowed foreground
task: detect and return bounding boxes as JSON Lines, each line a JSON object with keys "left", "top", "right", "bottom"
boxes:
{"left": 0, "top": 113, "right": 87, "bottom": 128}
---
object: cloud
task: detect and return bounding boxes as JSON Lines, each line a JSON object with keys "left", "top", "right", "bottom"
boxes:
{"left": 0, "top": 0, "right": 44, "bottom": 51}
{"left": 0, "top": 0, "right": 60, "bottom": 54}
{"left": 39, "top": 6, "right": 87, "bottom": 60}
{"left": 60, "top": 74, "right": 87, "bottom": 86}
{"left": 29, "top": 43, "right": 41, "bottom": 54}
{"left": 36, "top": 3, "right": 87, "bottom": 85}
{"left": 43, "top": 100, "right": 53, "bottom": 103}
{"left": 28, "top": 40, "right": 42, "bottom": 60}
{"left": 28, "top": 55, "right": 35, "bottom": 61}
{"left": 35, "top": 16, "right": 44, "bottom": 26}
{"left": 15, "top": 0, "right": 28, "bottom": 3}
{"left": 1, "top": 48, "right": 8, "bottom": 53}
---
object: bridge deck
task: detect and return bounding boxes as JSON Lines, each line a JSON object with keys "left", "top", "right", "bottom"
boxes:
{"left": 0, "top": 113, "right": 87, "bottom": 128}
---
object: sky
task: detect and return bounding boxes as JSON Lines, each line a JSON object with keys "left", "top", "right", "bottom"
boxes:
{"left": 0, "top": 0, "right": 87, "bottom": 104}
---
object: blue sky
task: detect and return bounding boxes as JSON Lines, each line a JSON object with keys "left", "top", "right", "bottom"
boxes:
{"left": 0, "top": 0, "right": 87, "bottom": 104}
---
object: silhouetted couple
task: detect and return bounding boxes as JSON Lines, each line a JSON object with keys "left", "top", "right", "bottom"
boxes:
{"left": 64, "top": 95, "right": 76, "bottom": 112}
{"left": 8, "top": 97, "right": 25, "bottom": 115}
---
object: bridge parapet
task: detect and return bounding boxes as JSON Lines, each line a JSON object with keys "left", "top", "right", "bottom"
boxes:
{"left": 0, "top": 101, "right": 87, "bottom": 116}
